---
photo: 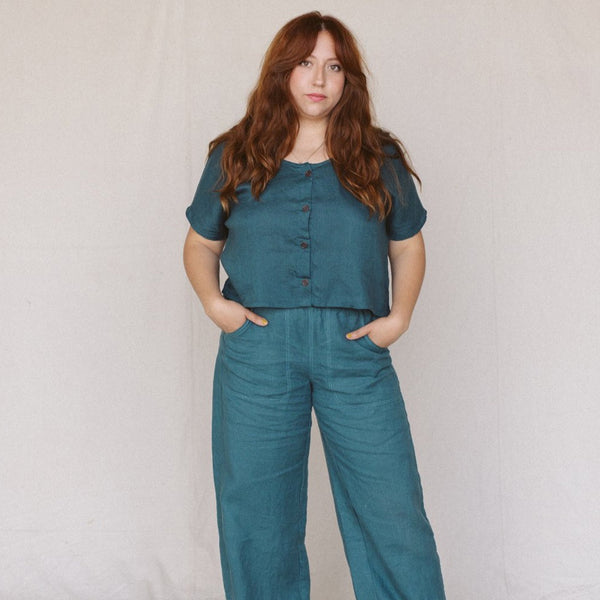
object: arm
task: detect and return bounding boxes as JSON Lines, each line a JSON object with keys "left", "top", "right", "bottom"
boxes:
{"left": 346, "top": 231, "right": 426, "bottom": 347}
{"left": 183, "top": 227, "right": 268, "bottom": 332}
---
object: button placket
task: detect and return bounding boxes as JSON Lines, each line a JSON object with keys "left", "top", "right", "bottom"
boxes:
{"left": 298, "top": 167, "right": 313, "bottom": 292}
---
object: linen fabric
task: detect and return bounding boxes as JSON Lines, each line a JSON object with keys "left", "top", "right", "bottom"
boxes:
{"left": 185, "top": 144, "right": 427, "bottom": 317}
{"left": 212, "top": 306, "right": 446, "bottom": 600}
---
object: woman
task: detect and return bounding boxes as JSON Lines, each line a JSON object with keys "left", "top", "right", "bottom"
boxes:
{"left": 183, "top": 11, "right": 446, "bottom": 600}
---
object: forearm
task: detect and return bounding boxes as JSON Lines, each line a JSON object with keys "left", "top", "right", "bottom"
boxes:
{"left": 388, "top": 232, "right": 426, "bottom": 329}
{"left": 183, "top": 227, "right": 268, "bottom": 332}
{"left": 182, "top": 229, "right": 224, "bottom": 316}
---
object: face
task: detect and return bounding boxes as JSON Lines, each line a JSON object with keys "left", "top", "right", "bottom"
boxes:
{"left": 288, "top": 31, "right": 345, "bottom": 124}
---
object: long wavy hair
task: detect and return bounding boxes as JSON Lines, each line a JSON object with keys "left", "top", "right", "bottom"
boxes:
{"left": 210, "top": 11, "right": 420, "bottom": 219}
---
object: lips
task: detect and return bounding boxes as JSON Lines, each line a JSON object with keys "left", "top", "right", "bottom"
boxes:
{"left": 306, "top": 94, "right": 326, "bottom": 101}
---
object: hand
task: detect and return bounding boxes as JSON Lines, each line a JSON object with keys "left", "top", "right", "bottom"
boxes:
{"left": 204, "top": 296, "right": 268, "bottom": 333}
{"left": 345, "top": 313, "right": 409, "bottom": 348}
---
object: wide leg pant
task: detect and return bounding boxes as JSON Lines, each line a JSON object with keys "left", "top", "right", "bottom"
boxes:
{"left": 211, "top": 307, "right": 446, "bottom": 600}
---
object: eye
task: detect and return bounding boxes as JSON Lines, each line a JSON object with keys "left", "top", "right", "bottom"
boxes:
{"left": 299, "top": 59, "right": 311, "bottom": 67}
{"left": 328, "top": 64, "right": 343, "bottom": 72}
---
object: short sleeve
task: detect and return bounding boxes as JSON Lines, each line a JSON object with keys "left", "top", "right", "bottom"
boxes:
{"left": 383, "top": 150, "right": 427, "bottom": 241}
{"left": 185, "top": 144, "right": 227, "bottom": 240}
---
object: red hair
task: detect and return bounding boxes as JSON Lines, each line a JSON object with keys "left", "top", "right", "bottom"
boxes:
{"left": 210, "top": 11, "right": 420, "bottom": 219}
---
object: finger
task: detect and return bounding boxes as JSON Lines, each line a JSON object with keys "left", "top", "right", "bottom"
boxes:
{"left": 345, "top": 326, "right": 369, "bottom": 340}
{"left": 244, "top": 310, "right": 269, "bottom": 326}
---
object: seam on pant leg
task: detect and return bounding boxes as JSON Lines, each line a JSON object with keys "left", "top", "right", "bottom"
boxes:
{"left": 319, "top": 430, "right": 382, "bottom": 600}
{"left": 295, "top": 412, "right": 312, "bottom": 600}
{"left": 285, "top": 309, "right": 292, "bottom": 394}
{"left": 325, "top": 310, "right": 333, "bottom": 390}
{"left": 308, "top": 307, "right": 314, "bottom": 379}
{"left": 213, "top": 349, "right": 237, "bottom": 600}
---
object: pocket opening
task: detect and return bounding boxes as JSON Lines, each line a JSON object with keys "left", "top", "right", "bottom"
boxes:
{"left": 223, "top": 319, "right": 252, "bottom": 338}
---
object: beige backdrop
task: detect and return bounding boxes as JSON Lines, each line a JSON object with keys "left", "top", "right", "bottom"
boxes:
{"left": 1, "top": 1, "right": 599, "bottom": 599}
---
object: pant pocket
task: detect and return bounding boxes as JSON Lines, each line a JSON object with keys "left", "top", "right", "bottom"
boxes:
{"left": 222, "top": 318, "right": 252, "bottom": 338}
{"left": 337, "top": 308, "right": 388, "bottom": 354}
{"left": 355, "top": 332, "right": 388, "bottom": 353}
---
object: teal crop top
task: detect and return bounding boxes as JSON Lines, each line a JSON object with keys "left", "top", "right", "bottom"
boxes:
{"left": 186, "top": 144, "right": 427, "bottom": 317}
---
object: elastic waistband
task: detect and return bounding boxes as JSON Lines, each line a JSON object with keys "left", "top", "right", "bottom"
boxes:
{"left": 248, "top": 306, "right": 376, "bottom": 318}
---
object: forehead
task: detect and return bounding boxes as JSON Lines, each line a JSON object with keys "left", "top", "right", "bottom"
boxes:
{"left": 307, "top": 30, "right": 338, "bottom": 57}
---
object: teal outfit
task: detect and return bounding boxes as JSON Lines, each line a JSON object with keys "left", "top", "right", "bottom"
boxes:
{"left": 186, "top": 146, "right": 446, "bottom": 600}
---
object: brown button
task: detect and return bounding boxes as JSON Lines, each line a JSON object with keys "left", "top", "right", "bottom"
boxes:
{"left": 302, "top": 204, "right": 310, "bottom": 212}
{"left": 301, "top": 279, "right": 309, "bottom": 287}
{"left": 305, "top": 170, "right": 312, "bottom": 177}
{"left": 300, "top": 242, "right": 308, "bottom": 249}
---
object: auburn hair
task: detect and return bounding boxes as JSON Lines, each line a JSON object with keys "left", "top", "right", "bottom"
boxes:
{"left": 209, "top": 11, "right": 420, "bottom": 220}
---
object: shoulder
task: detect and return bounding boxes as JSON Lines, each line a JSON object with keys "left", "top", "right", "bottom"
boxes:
{"left": 382, "top": 142, "right": 400, "bottom": 158}
{"left": 199, "top": 140, "right": 227, "bottom": 181}
{"left": 380, "top": 142, "right": 411, "bottom": 183}
{"left": 207, "top": 139, "right": 226, "bottom": 163}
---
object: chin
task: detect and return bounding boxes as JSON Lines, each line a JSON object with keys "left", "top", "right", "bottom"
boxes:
{"left": 302, "top": 109, "right": 332, "bottom": 121}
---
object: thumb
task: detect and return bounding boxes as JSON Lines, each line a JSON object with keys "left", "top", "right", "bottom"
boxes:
{"left": 244, "top": 309, "right": 269, "bottom": 326}
{"left": 345, "top": 325, "right": 369, "bottom": 340}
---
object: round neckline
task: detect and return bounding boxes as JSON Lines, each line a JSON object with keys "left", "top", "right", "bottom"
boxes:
{"left": 281, "top": 157, "right": 332, "bottom": 169}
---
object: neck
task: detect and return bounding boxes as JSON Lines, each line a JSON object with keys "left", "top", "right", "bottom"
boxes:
{"left": 283, "top": 117, "right": 330, "bottom": 164}
{"left": 295, "top": 118, "right": 328, "bottom": 145}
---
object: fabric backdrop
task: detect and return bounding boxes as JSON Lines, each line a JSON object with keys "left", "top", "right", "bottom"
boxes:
{"left": 1, "top": 1, "right": 599, "bottom": 599}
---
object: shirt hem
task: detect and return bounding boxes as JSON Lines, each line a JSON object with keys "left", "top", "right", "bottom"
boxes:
{"left": 388, "top": 210, "right": 427, "bottom": 241}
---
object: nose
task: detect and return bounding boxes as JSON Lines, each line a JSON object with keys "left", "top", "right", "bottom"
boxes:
{"left": 312, "top": 64, "right": 325, "bottom": 87}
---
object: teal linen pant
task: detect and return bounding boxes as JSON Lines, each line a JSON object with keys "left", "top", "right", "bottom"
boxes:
{"left": 212, "top": 307, "right": 446, "bottom": 600}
